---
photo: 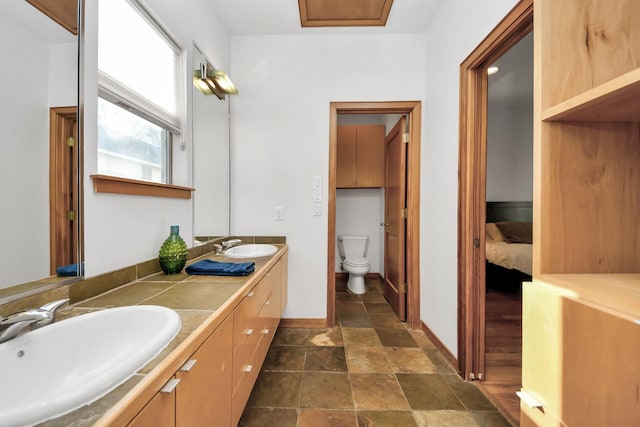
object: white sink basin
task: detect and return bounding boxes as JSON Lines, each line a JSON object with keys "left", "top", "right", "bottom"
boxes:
{"left": 0, "top": 305, "right": 180, "bottom": 427}
{"left": 225, "top": 244, "right": 278, "bottom": 259}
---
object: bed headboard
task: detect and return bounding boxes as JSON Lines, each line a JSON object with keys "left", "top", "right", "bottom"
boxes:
{"left": 486, "top": 201, "right": 532, "bottom": 223}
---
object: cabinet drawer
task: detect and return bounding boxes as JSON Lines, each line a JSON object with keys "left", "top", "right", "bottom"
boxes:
{"left": 231, "top": 345, "right": 263, "bottom": 426}
{"left": 233, "top": 285, "right": 269, "bottom": 354}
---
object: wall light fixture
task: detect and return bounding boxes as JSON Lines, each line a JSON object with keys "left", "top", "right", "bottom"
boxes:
{"left": 193, "top": 62, "right": 238, "bottom": 100}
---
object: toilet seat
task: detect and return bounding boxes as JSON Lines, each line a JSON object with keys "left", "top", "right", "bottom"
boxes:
{"left": 344, "top": 256, "right": 368, "bottom": 267}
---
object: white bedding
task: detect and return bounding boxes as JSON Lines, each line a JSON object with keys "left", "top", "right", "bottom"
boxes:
{"left": 485, "top": 240, "right": 532, "bottom": 276}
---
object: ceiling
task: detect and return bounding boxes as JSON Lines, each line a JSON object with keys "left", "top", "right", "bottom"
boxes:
{"left": 1, "top": 0, "right": 75, "bottom": 42}
{"left": 488, "top": 32, "right": 533, "bottom": 107}
{"left": 209, "top": 0, "right": 443, "bottom": 35}
{"left": 210, "top": 1, "right": 532, "bottom": 106}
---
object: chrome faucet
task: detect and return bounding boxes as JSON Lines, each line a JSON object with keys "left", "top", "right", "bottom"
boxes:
{"left": 0, "top": 299, "right": 69, "bottom": 344}
{"left": 221, "top": 239, "right": 242, "bottom": 250}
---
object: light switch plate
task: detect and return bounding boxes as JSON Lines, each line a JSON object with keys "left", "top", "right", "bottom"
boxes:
{"left": 313, "top": 202, "right": 322, "bottom": 216}
{"left": 312, "top": 175, "right": 322, "bottom": 190}
{"left": 313, "top": 189, "right": 322, "bottom": 202}
{"left": 274, "top": 206, "right": 284, "bottom": 221}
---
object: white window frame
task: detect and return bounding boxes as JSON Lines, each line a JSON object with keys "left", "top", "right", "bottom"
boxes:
{"left": 97, "top": 0, "right": 184, "bottom": 185}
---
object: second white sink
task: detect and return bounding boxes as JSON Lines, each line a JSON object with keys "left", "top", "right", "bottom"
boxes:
{"left": 225, "top": 244, "right": 278, "bottom": 259}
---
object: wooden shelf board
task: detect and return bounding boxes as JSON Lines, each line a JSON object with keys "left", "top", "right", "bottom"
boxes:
{"left": 535, "top": 274, "right": 640, "bottom": 320}
{"left": 542, "top": 68, "right": 640, "bottom": 122}
{"left": 91, "top": 174, "right": 194, "bottom": 199}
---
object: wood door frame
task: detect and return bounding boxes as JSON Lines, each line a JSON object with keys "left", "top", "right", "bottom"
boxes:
{"left": 50, "top": 106, "right": 80, "bottom": 274}
{"left": 457, "top": 0, "right": 533, "bottom": 381}
{"left": 328, "top": 101, "right": 421, "bottom": 329}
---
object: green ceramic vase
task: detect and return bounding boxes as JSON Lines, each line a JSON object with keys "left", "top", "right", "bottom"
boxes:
{"left": 159, "top": 225, "right": 188, "bottom": 274}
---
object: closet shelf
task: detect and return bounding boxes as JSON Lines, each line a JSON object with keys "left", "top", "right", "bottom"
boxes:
{"left": 535, "top": 273, "right": 640, "bottom": 320}
{"left": 542, "top": 68, "right": 640, "bottom": 122}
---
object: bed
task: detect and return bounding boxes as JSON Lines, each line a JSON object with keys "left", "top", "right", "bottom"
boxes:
{"left": 485, "top": 201, "right": 532, "bottom": 291}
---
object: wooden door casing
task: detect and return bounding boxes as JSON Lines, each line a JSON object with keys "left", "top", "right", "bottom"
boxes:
{"left": 49, "top": 107, "right": 78, "bottom": 275}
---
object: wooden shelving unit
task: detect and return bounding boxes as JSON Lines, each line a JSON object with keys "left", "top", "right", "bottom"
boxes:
{"left": 541, "top": 68, "right": 640, "bottom": 122}
{"left": 523, "top": 0, "right": 640, "bottom": 425}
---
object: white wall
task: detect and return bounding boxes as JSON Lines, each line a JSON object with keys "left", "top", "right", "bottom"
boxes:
{"left": 82, "top": 0, "right": 231, "bottom": 277}
{"left": 486, "top": 102, "right": 533, "bottom": 201}
{"left": 335, "top": 189, "right": 384, "bottom": 274}
{"left": 230, "top": 34, "right": 426, "bottom": 319}
{"left": 421, "top": 0, "right": 520, "bottom": 355}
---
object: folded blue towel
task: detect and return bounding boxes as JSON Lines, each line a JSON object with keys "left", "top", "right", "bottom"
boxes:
{"left": 185, "top": 259, "right": 255, "bottom": 276}
{"left": 56, "top": 263, "right": 82, "bottom": 277}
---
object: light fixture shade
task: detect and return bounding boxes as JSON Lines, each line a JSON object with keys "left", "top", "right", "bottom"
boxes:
{"left": 211, "top": 70, "right": 238, "bottom": 95}
{"left": 487, "top": 66, "right": 500, "bottom": 76}
{"left": 193, "top": 62, "right": 238, "bottom": 99}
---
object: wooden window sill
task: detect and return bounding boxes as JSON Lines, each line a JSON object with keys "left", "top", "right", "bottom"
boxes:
{"left": 91, "top": 174, "right": 194, "bottom": 199}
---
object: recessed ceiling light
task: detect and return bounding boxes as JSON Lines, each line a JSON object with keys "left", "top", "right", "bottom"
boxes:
{"left": 487, "top": 66, "right": 500, "bottom": 76}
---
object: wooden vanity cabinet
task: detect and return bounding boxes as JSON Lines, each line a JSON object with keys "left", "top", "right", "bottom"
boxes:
{"left": 128, "top": 314, "right": 233, "bottom": 427}
{"left": 127, "top": 384, "right": 176, "bottom": 427}
{"left": 231, "top": 259, "right": 283, "bottom": 425}
{"left": 176, "top": 313, "right": 233, "bottom": 427}
{"left": 126, "top": 251, "right": 288, "bottom": 427}
{"left": 336, "top": 125, "right": 385, "bottom": 188}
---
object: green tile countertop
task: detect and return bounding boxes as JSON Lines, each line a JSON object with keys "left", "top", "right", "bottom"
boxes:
{"left": 37, "top": 244, "right": 288, "bottom": 427}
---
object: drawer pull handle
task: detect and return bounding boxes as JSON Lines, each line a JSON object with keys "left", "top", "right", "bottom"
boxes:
{"left": 242, "top": 364, "right": 253, "bottom": 372}
{"left": 245, "top": 328, "right": 254, "bottom": 335}
{"left": 160, "top": 378, "right": 180, "bottom": 394}
{"left": 516, "top": 391, "right": 543, "bottom": 409}
{"left": 247, "top": 291, "right": 255, "bottom": 297}
{"left": 262, "top": 328, "right": 270, "bottom": 335}
{"left": 180, "top": 359, "right": 197, "bottom": 372}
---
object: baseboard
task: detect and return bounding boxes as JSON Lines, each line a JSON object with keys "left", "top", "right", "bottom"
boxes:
{"left": 420, "top": 321, "right": 458, "bottom": 372}
{"left": 279, "top": 318, "right": 329, "bottom": 328}
{"left": 335, "top": 272, "right": 381, "bottom": 279}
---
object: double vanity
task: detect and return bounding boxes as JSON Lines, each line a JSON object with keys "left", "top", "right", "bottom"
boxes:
{"left": 0, "top": 242, "right": 288, "bottom": 427}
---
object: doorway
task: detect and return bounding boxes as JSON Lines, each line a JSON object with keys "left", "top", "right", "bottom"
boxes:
{"left": 457, "top": 0, "right": 533, "bottom": 424}
{"left": 327, "top": 101, "right": 421, "bottom": 329}
{"left": 49, "top": 106, "right": 81, "bottom": 275}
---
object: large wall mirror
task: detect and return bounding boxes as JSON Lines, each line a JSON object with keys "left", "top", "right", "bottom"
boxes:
{"left": 0, "top": 0, "right": 81, "bottom": 296}
{"left": 192, "top": 45, "right": 230, "bottom": 242}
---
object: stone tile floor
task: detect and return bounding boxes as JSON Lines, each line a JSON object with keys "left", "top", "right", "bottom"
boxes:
{"left": 239, "top": 277, "right": 513, "bottom": 427}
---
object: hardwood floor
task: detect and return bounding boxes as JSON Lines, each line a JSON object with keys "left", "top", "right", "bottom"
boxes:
{"left": 481, "top": 289, "right": 522, "bottom": 425}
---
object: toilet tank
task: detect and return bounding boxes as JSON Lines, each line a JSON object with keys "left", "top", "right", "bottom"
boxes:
{"left": 337, "top": 235, "right": 369, "bottom": 258}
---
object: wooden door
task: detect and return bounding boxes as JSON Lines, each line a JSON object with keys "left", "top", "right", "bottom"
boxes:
{"left": 383, "top": 117, "right": 407, "bottom": 320}
{"left": 49, "top": 107, "right": 78, "bottom": 274}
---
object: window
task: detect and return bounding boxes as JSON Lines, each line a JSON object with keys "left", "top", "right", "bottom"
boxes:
{"left": 97, "top": 0, "right": 181, "bottom": 184}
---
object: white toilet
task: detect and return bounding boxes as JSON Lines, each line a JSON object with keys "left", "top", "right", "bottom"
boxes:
{"left": 337, "top": 235, "right": 370, "bottom": 294}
